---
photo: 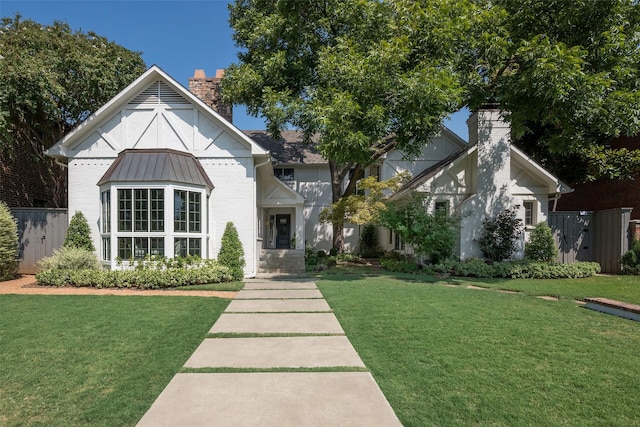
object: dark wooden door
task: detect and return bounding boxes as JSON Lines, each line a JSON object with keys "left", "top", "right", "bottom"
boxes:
{"left": 275, "top": 214, "right": 290, "bottom": 249}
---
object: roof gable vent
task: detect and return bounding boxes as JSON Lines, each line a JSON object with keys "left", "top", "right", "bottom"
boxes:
{"left": 129, "top": 81, "right": 190, "bottom": 106}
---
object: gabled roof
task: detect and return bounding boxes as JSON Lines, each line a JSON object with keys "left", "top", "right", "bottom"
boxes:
{"left": 393, "top": 142, "right": 572, "bottom": 199}
{"left": 392, "top": 145, "right": 475, "bottom": 199}
{"left": 46, "top": 65, "right": 268, "bottom": 160}
{"left": 245, "top": 126, "right": 467, "bottom": 165}
{"left": 97, "top": 149, "right": 214, "bottom": 189}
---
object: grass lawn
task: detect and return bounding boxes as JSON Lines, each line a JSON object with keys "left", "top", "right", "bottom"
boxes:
{"left": 0, "top": 295, "right": 229, "bottom": 426}
{"left": 316, "top": 268, "right": 640, "bottom": 426}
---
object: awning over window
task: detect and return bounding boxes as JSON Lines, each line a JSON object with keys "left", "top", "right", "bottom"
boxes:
{"left": 97, "top": 149, "right": 214, "bottom": 189}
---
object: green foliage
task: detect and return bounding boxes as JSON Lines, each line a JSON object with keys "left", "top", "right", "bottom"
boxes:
{"left": 382, "top": 257, "right": 601, "bottom": 279}
{"left": 0, "top": 202, "right": 18, "bottom": 281}
{"left": 379, "top": 258, "right": 419, "bottom": 274}
{"left": 217, "top": 222, "right": 245, "bottom": 280}
{"left": 35, "top": 258, "right": 234, "bottom": 288}
{"left": 463, "top": 1, "right": 640, "bottom": 181}
{"left": 224, "top": 1, "right": 466, "bottom": 249}
{"left": 379, "top": 193, "right": 459, "bottom": 263}
{"left": 63, "top": 211, "right": 95, "bottom": 252}
{"left": 478, "top": 207, "right": 524, "bottom": 262}
{"left": 359, "top": 223, "right": 381, "bottom": 258}
{"left": 37, "top": 246, "right": 101, "bottom": 272}
{"left": 525, "top": 222, "right": 558, "bottom": 262}
{"left": 621, "top": 240, "right": 640, "bottom": 275}
{"left": 0, "top": 15, "right": 146, "bottom": 153}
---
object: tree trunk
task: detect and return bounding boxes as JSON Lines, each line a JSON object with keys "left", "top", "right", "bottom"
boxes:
{"left": 329, "top": 161, "right": 345, "bottom": 252}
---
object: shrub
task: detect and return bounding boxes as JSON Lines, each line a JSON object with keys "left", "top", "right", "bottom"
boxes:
{"left": 0, "top": 202, "right": 18, "bottom": 281}
{"left": 383, "top": 257, "right": 600, "bottom": 279}
{"left": 478, "top": 207, "right": 524, "bottom": 262}
{"left": 35, "top": 261, "right": 234, "bottom": 288}
{"left": 217, "top": 221, "right": 245, "bottom": 280}
{"left": 64, "top": 211, "right": 95, "bottom": 252}
{"left": 329, "top": 247, "right": 338, "bottom": 257}
{"left": 525, "top": 222, "right": 558, "bottom": 262}
{"left": 317, "top": 250, "right": 327, "bottom": 258}
{"left": 359, "top": 223, "right": 381, "bottom": 258}
{"left": 38, "top": 246, "right": 102, "bottom": 271}
{"left": 380, "top": 258, "right": 419, "bottom": 274}
{"left": 621, "top": 240, "right": 640, "bottom": 275}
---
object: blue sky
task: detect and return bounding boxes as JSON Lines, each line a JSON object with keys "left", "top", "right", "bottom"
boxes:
{"left": 2, "top": 0, "right": 469, "bottom": 140}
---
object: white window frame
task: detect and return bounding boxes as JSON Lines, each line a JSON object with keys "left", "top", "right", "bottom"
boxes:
{"left": 522, "top": 200, "right": 537, "bottom": 227}
{"left": 101, "top": 183, "right": 207, "bottom": 266}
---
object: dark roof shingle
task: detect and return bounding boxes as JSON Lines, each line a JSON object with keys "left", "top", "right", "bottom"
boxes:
{"left": 243, "top": 130, "right": 325, "bottom": 164}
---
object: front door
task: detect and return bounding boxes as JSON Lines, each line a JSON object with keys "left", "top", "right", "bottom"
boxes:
{"left": 275, "top": 214, "right": 291, "bottom": 249}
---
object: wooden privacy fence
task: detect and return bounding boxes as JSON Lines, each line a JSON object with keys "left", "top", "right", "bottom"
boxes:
{"left": 549, "top": 208, "right": 632, "bottom": 273}
{"left": 11, "top": 208, "right": 68, "bottom": 274}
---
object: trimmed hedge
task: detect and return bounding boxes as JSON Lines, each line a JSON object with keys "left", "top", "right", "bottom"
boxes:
{"left": 35, "top": 261, "right": 234, "bottom": 289}
{"left": 381, "top": 258, "right": 601, "bottom": 279}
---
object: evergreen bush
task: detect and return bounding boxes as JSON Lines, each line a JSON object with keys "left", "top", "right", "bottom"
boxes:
{"left": 217, "top": 221, "right": 245, "bottom": 280}
{"left": 621, "top": 240, "right": 640, "bottom": 275}
{"left": 359, "top": 223, "right": 381, "bottom": 257}
{"left": 0, "top": 202, "right": 18, "bottom": 281}
{"left": 525, "top": 222, "right": 558, "bottom": 262}
{"left": 64, "top": 211, "right": 95, "bottom": 252}
{"left": 478, "top": 207, "right": 524, "bottom": 262}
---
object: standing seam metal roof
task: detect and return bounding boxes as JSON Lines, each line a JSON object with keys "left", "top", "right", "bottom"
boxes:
{"left": 97, "top": 149, "right": 214, "bottom": 189}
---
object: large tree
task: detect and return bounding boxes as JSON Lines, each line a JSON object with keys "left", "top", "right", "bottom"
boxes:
{"left": 463, "top": 0, "right": 640, "bottom": 181}
{"left": 0, "top": 15, "right": 146, "bottom": 206}
{"left": 223, "top": 0, "right": 640, "bottom": 249}
{"left": 223, "top": 0, "right": 469, "bottom": 250}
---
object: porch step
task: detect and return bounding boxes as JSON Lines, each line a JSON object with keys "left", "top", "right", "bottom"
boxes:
{"left": 258, "top": 249, "right": 305, "bottom": 274}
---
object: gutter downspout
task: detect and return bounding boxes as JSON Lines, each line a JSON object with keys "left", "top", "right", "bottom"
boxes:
{"left": 550, "top": 193, "right": 561, "bottom": 212}
{"left": 251, "top": 154, "right": 272, "bottom": 278}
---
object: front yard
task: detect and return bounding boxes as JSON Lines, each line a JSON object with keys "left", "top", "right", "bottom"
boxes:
{"left": 1, "top": 270, "right": 639, "bottom": 426}
{"left": 315, "top": 268, "right": 640, "bottom": 426}
{"left": 0, "top": 295, "right": 229, "bottom": 426}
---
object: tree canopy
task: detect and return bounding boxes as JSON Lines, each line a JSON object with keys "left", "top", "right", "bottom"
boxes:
{"left": 223, "top": 0, "right": 468, "bottom": 249}
{"left": 223, "top": 0, "right": 640, "bottom": 247}
{"left": 0, "top": 15, "right": 146, "bottom": 153}
{"left": 464, "top": 0, "right": 640, "bottom": 181}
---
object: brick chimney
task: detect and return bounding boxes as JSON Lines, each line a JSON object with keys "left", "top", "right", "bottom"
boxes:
{"left": 188, "top": 69, "right": 233, "bottom": 123}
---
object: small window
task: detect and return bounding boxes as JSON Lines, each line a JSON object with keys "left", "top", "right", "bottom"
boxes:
{"left": 394, "top": 233, "right": 404, "bottom": 251}
{"left": 174, "top": 238, "right": 201, "bottom": 258}
{"left": 523, "top": 201, "right": 536, "bottom": 226}
{"left": 274, "top": 168, "right": 295, "bottom": 184}
{"left": 101, "top": 191, "right": 111, "bottom": 233}
{"left": 435, "top": 201, "right": 449, "bottom": 216}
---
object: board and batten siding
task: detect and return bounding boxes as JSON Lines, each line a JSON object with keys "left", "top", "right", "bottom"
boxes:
{"left": 11, "top": 208, "right": 68, "bottom": 274}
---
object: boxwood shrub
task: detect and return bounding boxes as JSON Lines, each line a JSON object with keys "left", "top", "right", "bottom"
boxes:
{"left": 383, "top": 258, "right": 601, "bottom": 279}
{"left": 35, "top": 260, "right": 234, "bottom": 289}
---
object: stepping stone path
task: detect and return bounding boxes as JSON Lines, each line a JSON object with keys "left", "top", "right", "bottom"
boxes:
{"left": 137, "top": 278, "right": 401, "bottom": 426}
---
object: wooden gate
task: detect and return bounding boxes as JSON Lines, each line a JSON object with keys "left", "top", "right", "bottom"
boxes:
{"left": 549, "top": 208, "right": 632, "bottom": 273}
{"left": 11, "top": 208, "right": 68, "bottom": 274}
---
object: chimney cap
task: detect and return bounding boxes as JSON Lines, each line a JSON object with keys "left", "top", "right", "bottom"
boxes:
{"left": 193, "top": 69, "right": 206, "bottom": 79}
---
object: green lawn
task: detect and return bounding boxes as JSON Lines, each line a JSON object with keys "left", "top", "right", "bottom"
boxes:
{"left": 0, "top": 295, "right": 229, "bottom": 426}
{"left": 316, "top": 268, "right": 640, "bottom": 426}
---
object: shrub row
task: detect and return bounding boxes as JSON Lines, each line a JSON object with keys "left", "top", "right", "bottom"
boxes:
{"left": 382, "top": 258, "right": 601, "bottom": 279}
{"left": 36, "top": 263, "right": 234, "bottom": 289}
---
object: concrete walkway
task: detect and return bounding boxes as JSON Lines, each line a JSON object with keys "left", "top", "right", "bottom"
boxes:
{"left": 137, "top": 278, "right": 402, "bottom": 426}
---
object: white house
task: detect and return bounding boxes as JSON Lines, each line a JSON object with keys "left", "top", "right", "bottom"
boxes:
{"left": 391, "top": 107, "right": 572, "bottom": 259}
{"left": 46, "top": 66, "right": 304, "bottom": 276}
{"left": 47, "top": 66, "right": 571, "bottom": 276}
